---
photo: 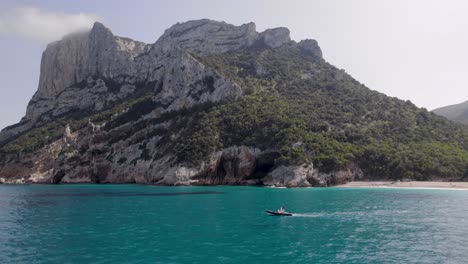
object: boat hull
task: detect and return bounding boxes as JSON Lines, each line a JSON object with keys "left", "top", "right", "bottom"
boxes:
{"left": 266, "top": 210, "right": 293, "bottom": 216}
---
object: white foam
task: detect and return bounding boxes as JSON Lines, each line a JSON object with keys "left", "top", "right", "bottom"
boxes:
{"left": 292, "top": 213, "right": 326, "bottom": 218}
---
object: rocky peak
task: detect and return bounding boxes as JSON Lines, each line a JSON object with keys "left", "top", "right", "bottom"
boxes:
{"left": 34, "top": 22, "right": 147, "bottom": 96}
{"left": 155, "top": 19, "right": 258, "bottom": 54}
{"left": 298, "top": 39, "right": 322, "bottom": 58}
{"left": 91, "top": 22, "right": 147, "bottom": 56}
{"left": 259, "top": 27, "right": 291, "bottom": 48}
{"left": 1, "top": 19, "right": 323, "bottom": 145}
{"left": 89, "top": 22, "right": 113, "bottom": 38}
{"left": 24, "top": 22, "right": 149, "bottom": 122}
{"left": 155, "top": 19, "right": 314, "bottom": 54}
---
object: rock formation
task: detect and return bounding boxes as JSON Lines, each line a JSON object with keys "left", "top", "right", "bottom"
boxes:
{"left": 1, "top": 19, "right": 465, "bottom": 186}
{"left": 259, "top": 28, "right": 291, "bottom": 48}
{"left": 156, "top": 19, "right": 258, "bottom": 54}
{"left": 1, "top": 19, "right": 322, "bottom": 145}
{"left": 0, "top": 19, "right": 326, "bottom": 186}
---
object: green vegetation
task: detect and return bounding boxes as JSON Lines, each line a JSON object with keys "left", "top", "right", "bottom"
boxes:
{"left": 0, "top": 94, "right": 153, "bottom": 153}
{"left": 2, "top": 44, "right": 468, "bottom": 180}
{"left": 174, "top": 90, "right": 354, "bottom": 171}
{"left": 177, "top": 45, "right": 468, "bottom": 179}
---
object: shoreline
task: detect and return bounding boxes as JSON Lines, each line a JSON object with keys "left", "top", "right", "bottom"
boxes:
{"left": 1, "top": 181, "right": 468, "bottom": 190}
{"left": 338, "top": 181, "right": 468, "bottom": 190}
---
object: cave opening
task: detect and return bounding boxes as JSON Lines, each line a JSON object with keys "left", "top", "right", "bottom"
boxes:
{"left": 215, "top": 162, "right": 227, "bottom": 179}
{"left": 249, "top": 151, "right": 280, "bottom": 179}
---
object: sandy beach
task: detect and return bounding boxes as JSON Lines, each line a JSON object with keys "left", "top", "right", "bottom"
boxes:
{"left": 338, "top": 181, "right": 468, "bottom": 190}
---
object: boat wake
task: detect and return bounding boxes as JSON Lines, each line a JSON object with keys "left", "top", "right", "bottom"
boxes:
{"left": 291, "top": 210, "right": 408, "bottom": 218}
{"left": 291, "top": 213, "right": 326, "bottom": 218}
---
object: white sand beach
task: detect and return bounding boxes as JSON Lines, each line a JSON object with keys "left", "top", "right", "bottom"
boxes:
{"left": 338, "top": 181, "right": 468, "bottom": 190}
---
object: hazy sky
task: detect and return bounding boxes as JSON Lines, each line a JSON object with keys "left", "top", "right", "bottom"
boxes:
{"left": 1, "top": 0, "right": 467, "bottom": 130}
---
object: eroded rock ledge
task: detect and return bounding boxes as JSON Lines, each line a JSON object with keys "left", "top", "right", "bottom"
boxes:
{"left": 0, "top": 126, "right": 362, "bottom": 187}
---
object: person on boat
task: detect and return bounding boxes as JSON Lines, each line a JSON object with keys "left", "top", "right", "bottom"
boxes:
{"left": 278, "top": 207, "right": 285, "bottom": 213}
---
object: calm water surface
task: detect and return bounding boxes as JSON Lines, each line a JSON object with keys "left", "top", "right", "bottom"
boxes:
{"left": 0, "top": 185, "right": 467, "bottom": 264}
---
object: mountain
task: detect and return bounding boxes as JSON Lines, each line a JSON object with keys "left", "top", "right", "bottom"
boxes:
{"left": 433, "top": 101, "right": 468, "bottom": 125}
{"left": 1, "top": 19, "right": 467, "bottom": 186}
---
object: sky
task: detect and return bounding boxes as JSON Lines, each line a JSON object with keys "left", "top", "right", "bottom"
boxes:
{"left": 0, "top": 0, "right": 467, "bottom": 130}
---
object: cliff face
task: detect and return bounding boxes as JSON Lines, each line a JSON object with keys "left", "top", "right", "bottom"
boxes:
{"left": 1, "top": 19, "right": 467, "bottom": 186}
{"left": 0, "top": 20, "right": 311, "bottom": 144}
{"left": 156, "top": 19, "right": 258, "bottom": 54}
{"left": 0, "top": 19, "right": 328, "bottom": 186}
{"left": 0, "top": 23, "right": 149, "bottom": 143}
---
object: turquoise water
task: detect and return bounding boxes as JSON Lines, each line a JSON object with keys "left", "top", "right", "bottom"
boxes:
{"left": 1, "top": 185, "right": 468, "bottom": 263}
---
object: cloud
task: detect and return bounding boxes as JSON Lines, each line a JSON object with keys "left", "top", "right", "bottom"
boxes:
{"left": 0, "top": 7, "right": 99, "bottom": 42}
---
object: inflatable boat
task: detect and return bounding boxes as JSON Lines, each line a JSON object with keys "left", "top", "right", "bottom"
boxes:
{"left": 266, "top": 210, "right": 293, "bottom": 216}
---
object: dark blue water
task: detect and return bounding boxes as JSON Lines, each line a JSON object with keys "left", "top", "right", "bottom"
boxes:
{"left": 1, "top": 185, "right": 467, "bottom": 263}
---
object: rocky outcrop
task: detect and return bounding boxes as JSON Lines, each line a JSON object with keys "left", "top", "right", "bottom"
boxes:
{"left": 34, "top": 23, "right": 147, "bottom": 100}
{"left": 259, "top": 28, "right": 291, "bottom": 48}
{"left": 263, "top": 163, "right": 363, "bottom": 187}
{"left": 0, "top": 120, "right": 360, "bottom": 186}
{"left": 195, "top": 146, "right": 261, "bottom": 185}
{"left": 299, "top": 39, "right": 322, "bottom": 58}
{"left": 0, "top": 23, "right": 247, "bottom": 147}
{"left": 146, "top": 146, "right": 261, "bottom": 186}
{"left": 0, "top": 19, "right": 308, "bottom": 145}
{"left": 0, "top": 121, "right": 34, "bottom": 146}
{"left": 307, "top": 163, "right": 364, "bottom": 187}
{"left": 0, "top": 24, "right": 148, "bottom": 145}
{"left": 0, "top": 137, "right": 65, "bottom": 184}
{"left": 263, "top": 164, "right": 313, "bottom": 187}
{"left": 156, "top": 19, "right": 258, "bottom": 54}
{"left": 0, "top": 19, "right": 335, "bottom": 187}
{"left": 25, "top": 23, "right": 148, "bottom": 122}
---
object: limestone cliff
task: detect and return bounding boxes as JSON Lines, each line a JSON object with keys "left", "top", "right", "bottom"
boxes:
{"left": 0, "top": 19, "right": 328, "bottom": 186}
{"left": 1, "top": 19, "right": 466, "bottom": 186}
{"left": 0, "top": 20, "right": 320, "bottom": 144}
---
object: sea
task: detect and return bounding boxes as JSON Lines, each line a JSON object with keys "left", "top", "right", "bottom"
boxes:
{"left": 0, "top": 184, "right": 467, "bottom": 264}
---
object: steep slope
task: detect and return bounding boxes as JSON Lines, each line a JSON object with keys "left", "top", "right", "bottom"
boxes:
{"left": 175, "top": 47, "right": 468, "bottom": 181}
{"left": 433, "top": 100, "right": 468, "bottom": 125}
{"left": 0, "top": 23, "right": 149, "bottom": 144}
{"left": 1, "top": 19, "right": 467, "bottom": 186}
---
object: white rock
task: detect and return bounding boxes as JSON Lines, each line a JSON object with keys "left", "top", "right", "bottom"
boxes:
{"left": 264, "top": 164, "right": 314, "bottom": 187}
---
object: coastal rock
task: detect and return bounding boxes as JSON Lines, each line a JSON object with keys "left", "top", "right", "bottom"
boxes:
{"left": 307, "top": 163, "right": 363, "bottom": 187}
{"left": 0, "top": 18, "right": 465, "bottom": 186}
{"left": 218, "top": 146, "right": 258, "bottom": 179}
{"left": 0, "top": 19, "right": 336, "bottom": 187}
{"left": 156, "top": 166, "right": 200, "bottom": 186}
{"left": 0, "top": 161, "right": 31, "bottom": 183}
{"left": 196, "top": 146, "right": 261, "bottom": 185}
{"left": 263, "top": 164, "right": 314, "bottom": 187}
